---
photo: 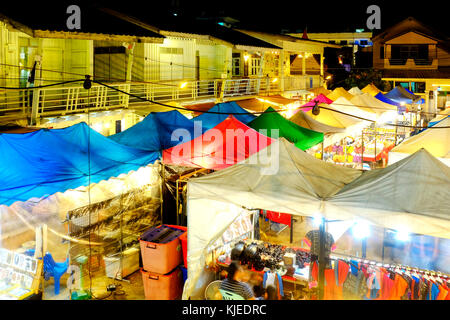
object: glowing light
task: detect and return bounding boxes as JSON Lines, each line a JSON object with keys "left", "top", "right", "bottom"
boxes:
{"left": 326, "top": 75, "right": 332, "bottom": 80}
{"left": 395, "top": 227, "right": 411, "bottom": 242}
{"left": 180, "top": 82, "right": 188, "bottom": 89}
{"left": 298, "top": 54, "right": 303, "bottom": 58}
{"left": 104, "top": 122, "right": 111, "bottom": 129}
{"left": 313, "top": 213, "right": 324, "bottom": 227}
{"left": 244, "top": 54, "right": 250, "bottom": 62}
{"left": 92, "top": 122, "right": 102, "bottom": 132}
{"left": 400, "top": 102, "right": 406, "bottom": 106}
{"left": 272, "top": 78, "right": 278, "bottom": 83}
{"left": 352, "top": 220, "right": 370, "bottom": 239}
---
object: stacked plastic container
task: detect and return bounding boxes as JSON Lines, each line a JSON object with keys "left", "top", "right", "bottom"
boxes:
{"left": 139, "top": 225, "right": 186, "bottom": 300}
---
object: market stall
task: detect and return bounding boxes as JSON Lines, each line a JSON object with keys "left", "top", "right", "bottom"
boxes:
{"left": 183, "top": 139, "right": 450, "bottom": 300}
{"left": 0, "top": 123, "right": 162, "bottom": 299}
{"left": 182, "top": 138, "right": 361, "bottom": 299}
{"left": 388, "top": 116, "right": 450, "bottom": 166}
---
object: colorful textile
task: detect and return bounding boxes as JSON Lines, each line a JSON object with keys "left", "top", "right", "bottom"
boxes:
{"left": 248, "top": 107, "right": 324, "bottom": 150}
{"left": 0, "top": 123, "right": 159, "bottom": 206}
{"left": 162, "top": 116, "right": 274, "bottom": 170}
{"left": 390, "top": 274, "right": 409, "bottom": 300}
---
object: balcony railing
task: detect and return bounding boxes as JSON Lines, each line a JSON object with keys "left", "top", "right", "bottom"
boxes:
{"left": 0, "top": 75, "right": 321, "bottom": 122}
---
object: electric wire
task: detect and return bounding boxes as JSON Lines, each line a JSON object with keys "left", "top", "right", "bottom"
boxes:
{"left": 0, "top": 72, "right": 448, "bottom": 128}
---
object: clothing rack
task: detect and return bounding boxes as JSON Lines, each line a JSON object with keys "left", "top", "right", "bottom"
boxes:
{"left": 330, "top": 251, "right": 450, "bottom": 280}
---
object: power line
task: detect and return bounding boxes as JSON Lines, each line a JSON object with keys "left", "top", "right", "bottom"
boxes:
{"left": 93, "top": 80, "right": 450, "bottom": 129}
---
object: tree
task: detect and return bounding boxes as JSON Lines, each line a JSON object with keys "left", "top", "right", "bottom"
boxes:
{"left": 344, "top": 69, "right": 389, "bottom": 91}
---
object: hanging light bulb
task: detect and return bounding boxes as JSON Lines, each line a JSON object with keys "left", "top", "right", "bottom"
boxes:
{"left": 83, "top": 75, "right": 92, "bottom": 90}
{"left": 312, "top": 103, "right": 320, "bottom": 115}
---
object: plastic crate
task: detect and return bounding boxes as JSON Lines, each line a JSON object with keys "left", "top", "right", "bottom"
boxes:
{"left": 179, "top": 231, "right": 187, "bottom": 268}
{"left": 139, "top": 225, "right": 186, "bottom": 274}
{"left": 141, "top": 267, "right": 183, "bottom": 300}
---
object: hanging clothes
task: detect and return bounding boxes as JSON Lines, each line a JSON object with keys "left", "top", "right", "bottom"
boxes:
{"left": 378, "top": 270, "right": 395, "bottom": 300}
{"left": 324, "top": 268, "right": 337, "bottom": 300}
{"left": 334, "top": 260, "right": 350, "bottom": 300}
{"left": 390, "top": 273, "right": 409, "bottom": 300}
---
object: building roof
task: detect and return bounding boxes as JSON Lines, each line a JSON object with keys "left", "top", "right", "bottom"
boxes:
{"left": 373, "top": 17, "right": 448, "bottom": 44}
{"left": 382, "top": 68, "right": 450, "bottom": 80}
{"left": 0, "top": 3, "right": 164, "bottom": 40}
{"left": 103, "top": 8, "right": 281, "bottom": 50}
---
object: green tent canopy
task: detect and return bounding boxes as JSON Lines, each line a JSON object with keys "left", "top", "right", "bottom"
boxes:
{"left": 248, "top": 107, "right": 324, "bottom": 150}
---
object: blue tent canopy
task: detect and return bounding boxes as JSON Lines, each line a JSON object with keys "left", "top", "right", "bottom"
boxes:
{"left": 0, "top": 122, "right": 159, "bottom": 206}
{"left": 110, "top": 110, "right": 204, "bottom": 152}
{"left": 193, "top": 101, "right": 256, "bottom": 129}
{"left": 384, "top": 86, "right": 425, "bottom": 105}
{"left": 375, "top": 92, "right": 401, "bottom": 107}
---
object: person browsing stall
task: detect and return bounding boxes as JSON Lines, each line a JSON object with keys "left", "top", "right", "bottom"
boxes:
{"left": 220, "top": 261, "right": 255, "bottom": 300}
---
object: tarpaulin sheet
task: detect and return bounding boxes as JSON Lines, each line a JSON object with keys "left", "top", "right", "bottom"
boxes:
{"left": 0, "top": 122, "right": 159, "bottom": 206}
{"left": 248, "top": 107, "right": 324, "bottom": 150}
{"left": 327, "top": 87, "right": 354, "bottom": 102}
{"left": 193, "top": 101, "right": 256, "bottom": 129}
{"left": 235, "top": 95, "right": 297, "bottom": 113}
{"left": 375, "top": 92, "right": 402, "bottom": 108}
{"left": 110, "top": 110, "right": 204, "bottom": 152}
{"left": 295, "top": 94, "right": 333, "bottom": 113}
{"left": 289, "top": 110, "right": 345, "bottom": 134}
{"left": 384, "top": 86, "right": 425, "bottom": 105}
{"left": 389, "top": 116, "right": 450, "bottom": 166}
{"left": 362, "top": 84, "right": 382, "bottom": 96}
{"left": 162, "top": 116, "right": 274, "bottom": 170}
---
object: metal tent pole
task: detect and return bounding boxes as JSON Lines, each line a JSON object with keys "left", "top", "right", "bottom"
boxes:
{"left": 318, "top": 218, "right": 326, "bottom": 300}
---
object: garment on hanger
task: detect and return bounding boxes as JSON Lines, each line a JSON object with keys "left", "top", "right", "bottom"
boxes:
{"left": 334, "top": 260, "right": 350, "bottom": 300}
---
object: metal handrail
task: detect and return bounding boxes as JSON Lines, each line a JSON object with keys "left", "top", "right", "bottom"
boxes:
{"left": 0, "top": 75, "right": 320, "bottom": 120}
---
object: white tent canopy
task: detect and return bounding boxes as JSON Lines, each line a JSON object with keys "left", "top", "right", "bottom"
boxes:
{"left": 388, "top": 116, "right": 450, "bottom": 166}
{"left": 183, "top": 139, "right": 450, "bottom": 299}
{"left": 330, "top": 149, "right": 450, "bottom": 239}
{"left": 348, "top": 87, "right": 363, "bottom": 96}
{"left": 183, "top": 139, "right": 362, "bottom": 299}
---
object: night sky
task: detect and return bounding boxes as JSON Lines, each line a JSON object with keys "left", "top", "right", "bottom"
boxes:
{"left": 5, "top": 0, "right": 450, "bottom": 35}
{"left": 104, "top": 0, "right": 450, "bottom": 35}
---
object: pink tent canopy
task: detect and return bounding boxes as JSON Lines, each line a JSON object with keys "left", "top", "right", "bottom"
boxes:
{"left": 162, "top": 115, "right": 274, "bottom": 170}
{"left": 294, "top": 94, "right": 334, "bottom": 114}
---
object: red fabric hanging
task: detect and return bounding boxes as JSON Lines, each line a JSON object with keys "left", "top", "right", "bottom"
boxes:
{"left": 265, "top": 210, "right": 292, "bottom": 227}
{"left": 162, "top": 115, "right": 274, "bottom": 170}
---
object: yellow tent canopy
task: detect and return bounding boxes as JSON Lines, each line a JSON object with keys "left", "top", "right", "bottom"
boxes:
{"left": 361, "top": 83, "right": 382, "bottom": 96}
{"left": 327, "top": 87, "right": 354, "bottom": 101}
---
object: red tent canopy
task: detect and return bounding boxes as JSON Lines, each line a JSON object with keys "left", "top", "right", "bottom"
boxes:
{"left": 162, "top": 115, "right": 274, "bottom": 170}
{"left": 295, "top": 94, "right": 334, "bottom": 113}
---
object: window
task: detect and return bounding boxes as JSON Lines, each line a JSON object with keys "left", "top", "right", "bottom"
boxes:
{"left": 380, "top": 46, "right": 384, "bottom": 59}
{"left": 411, "top": 82, "right": 426, "bottom": 93}
{"left": 391, "top": 45, "right": 428, "bottom": 60}
{"left": 340, "top": 40, "right": 348, "bottom": 45}
{"left": 360, "top": 40, "right": 368, "bottom": 46}
{"left": 329, "top": 40, "right": 336, "bottom": 44}
{"left": 232, "top": 53, "right": 240, "bottom": 76}
{"left": 250, "top": 57, "right": 261, "bottom": 76}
